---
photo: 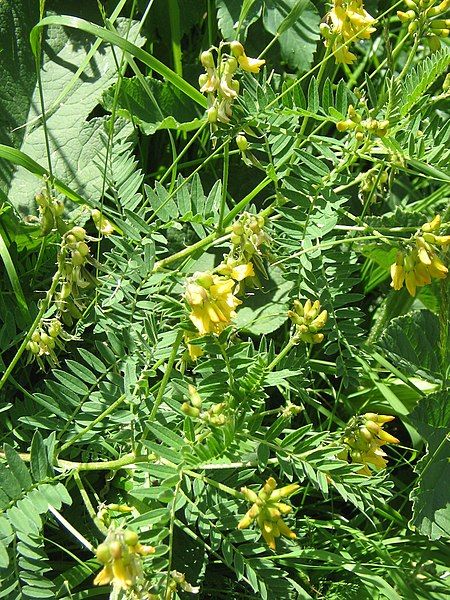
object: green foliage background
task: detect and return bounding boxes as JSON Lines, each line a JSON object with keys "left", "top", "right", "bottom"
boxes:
{"left": 0, "top": 0, "right": 449, "bottom": 598}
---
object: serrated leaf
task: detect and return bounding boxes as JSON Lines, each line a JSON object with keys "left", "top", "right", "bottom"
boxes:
{"left": 215, "top": 0, "right": 262, "bottom": 40}
{"left": 263, "top": 0, "right": 320, "bottom": 72}
{"left": 2, "top": 15, "right": 142, "bottom": 213}
{"left": 409, "top": 391, "right": 450, "bottom": 540}
{"left": 377, "top": 311, "right": 443, "bottom": 382}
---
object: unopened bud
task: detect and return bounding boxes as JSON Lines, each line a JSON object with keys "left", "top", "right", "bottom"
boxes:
{"left": 200, "top": 50, "right": 215, "bottom": 68}
{"left": 236, "top": 134, "right": 248, "bottom": 152}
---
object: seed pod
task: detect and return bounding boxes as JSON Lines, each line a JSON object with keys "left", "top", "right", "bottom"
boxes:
{"left": 31, "top": 331, "right": 41, "bottom": 343}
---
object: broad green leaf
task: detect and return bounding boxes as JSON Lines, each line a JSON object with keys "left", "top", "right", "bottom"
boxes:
{"left": 234, "top": 266, "right": 294, "bottom": 334}
{"left": 409, "top": 391, "right": 450, "bottom": 540}
{"left": 102, "top": 77, "right": 203, "bottom": 135}
{"left": 0, "top": 0, "right": 39, "bottom": 150}
{"left": 377, "top": 311, "right": 444, "bottom": 382}
{"left": 263, "top": 0, "right": 320, "bottom": 72}
{"left": 215, "top": 0, "right": 262, "bottom": 40}
{"left": 2, "top": 15, "right": 142, "bottom": 214}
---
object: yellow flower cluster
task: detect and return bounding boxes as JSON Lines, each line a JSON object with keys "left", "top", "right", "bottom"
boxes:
{"left": 288, "top": 299, "right": 328, "bottom": 344}
{"left": 199, "top": 42, "right": 265, "bottom": 125}
{"left": 238, "top": 477, "right": 299, "bottom": 550}
{"left": 185, "top": 271, "right": 241, "bottom": 336}
{"left": 94, "top": 529, "right": 155, "bottom": 590}
{"left": 181, "top": 384, "right": 228, "bottom": 426}
{"left": 390, "top": 215, "right": 449, "bottom": 296}
{"left": 183, "top": 213, "right": 267, "bottom": 359}
{"left": 398, "top": 0, "right": 450, "bottom": 50}
{"left": 217, "top": 212, "right": 267, "bottom": 290}
{"left": 321, "top": 0, "right": 376, "bottom": 64}
{"left": 340, "top": 413, "right": 399, "bottom": 476}
{"left": 337, "top": 104, "right": 390, "bottom": 141}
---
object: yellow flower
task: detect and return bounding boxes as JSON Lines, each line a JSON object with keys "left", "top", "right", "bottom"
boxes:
{"left": 390, "top": 252, "right": 405, "bottom": 290}
{"left": 238, "top": 54, "right": 266, "bottom": 73}
{"left": 93, "top": 529, "right": 155, "bottom": 590}
{"left": 185, "top": 272, "right": 241, "bottom": 335}
{"left": 238, "top": 477, "right": 299, "bottom": 550}
{"left": 230, "top": 40, "right": 265, "bottom": 73}
{"left": 341, "top": 413, "right": 399, "bottom": 476}
{"left": 325, "top": 0, "right": 376, "bottom": 64}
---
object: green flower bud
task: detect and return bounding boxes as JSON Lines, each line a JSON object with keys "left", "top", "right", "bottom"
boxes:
{"left": 71, "top": 226, "right": 86, "bottom": 241}
{"left": 236, "top": 134, "right": 249, "bottom": 152}
{"left": 200, "top": 50, "right": 215, "bottom": 68}
{"left": 71, "top": 250, "right": 85, "bottom": 267}
{"left": 76, "top": 241, "right": 90, "bottom": 257}
{"left": 96, "top": 543, "right": 111, "bottom": 564}
{"left": 123, "top": 530, "right": 139, "bottom": 547}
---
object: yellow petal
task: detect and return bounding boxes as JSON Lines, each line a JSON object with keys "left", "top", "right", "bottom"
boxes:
{"left": 94, "top": 565, "right": 113, "bottom": 586}
{"left": 238, "top": 54, "right": 265, "bottom": 73}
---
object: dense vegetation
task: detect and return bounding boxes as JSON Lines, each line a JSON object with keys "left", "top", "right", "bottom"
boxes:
{"left": 0, "top": 0, "right": 449, "bottom": 598}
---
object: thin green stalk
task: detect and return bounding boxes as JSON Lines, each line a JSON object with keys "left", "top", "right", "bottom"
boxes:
{"left": 159, "top": 121, "right": 209, "bottom": 185}
{"left": 142, "top": 329, "right": 184, "bottom": 438}
{"left": 217, "top": 140, "right": 230, "bottom": 233}
{"left": 164, "top": 475, "right": 183, "bottom": 599}
{"left": 60, "top": 394, "right": 127, "bottom": 453}
{"left": 267, "top": 336, "right": 299, "bottom": 372}
{"left": 168, "top": 0, "right": 182, "bottom": 77}
{"left": 0, "top": 267, "right": 61, "bottom": 392}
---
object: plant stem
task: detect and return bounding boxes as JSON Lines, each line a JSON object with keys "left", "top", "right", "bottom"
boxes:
{"left": 60, "top": 394, "right": 127, "bottom": 453}
{"left": 217, "top": 140, "right": 230, "bottom": 233}
{"left": 141, "top": 329, "right": 184, "bottom": 441}
{"left": 267, "top": 336, "right": 299, "bottom": 372}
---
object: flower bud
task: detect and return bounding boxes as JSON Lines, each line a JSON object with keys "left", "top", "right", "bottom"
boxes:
{"left": 188, "top": 384, "right": 203, "bottom": 408}
{"left": 109, "top": 541, "right": 122, "bottom": 560}
{"left": 71, "top": 226, "right": 86, "bottom": 241}
{"left": 181, "top": 402, "right": 200, "bottom": 418}
{"left": 200, "top": 50, "right": 215, "bottom": 68}
{"left": 71, "top": 250, "right": 85, "bottom": 267}
{"left": 123, "top": 530, "right": 139, "bottom": 547}
{"left": 236, "top": 134, "right": 249, "bottom": 152}
{"left": 230, "top": 41, "right": 245, "bottom": 57}
{"left": 96, "top": 543, "right": 111, "bottom": 564}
